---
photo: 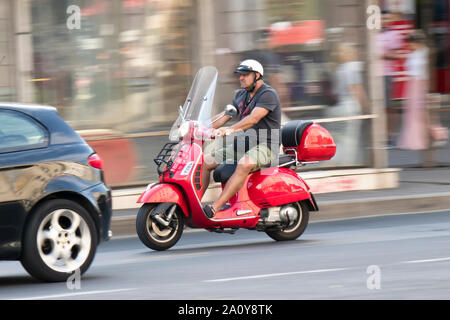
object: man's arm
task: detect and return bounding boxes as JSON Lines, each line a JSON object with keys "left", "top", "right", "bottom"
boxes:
{"left": 216, "top": 107, "right": 269, "bottom": 136}
{"left": 380, "top": 31, "right": 404, "bottom": 61}
{"left": 231, "top": 107, "right": 269, "bottom": 131}
{"left": 382, "top": 49, "right": 403, "bottom": 61}
{"left": 211, "top": 111, "right": 232, "bottom": 129}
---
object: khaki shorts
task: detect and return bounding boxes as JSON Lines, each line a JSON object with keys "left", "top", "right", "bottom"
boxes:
{"left": 208, "top": 142, "right": 276, "bottom": 171}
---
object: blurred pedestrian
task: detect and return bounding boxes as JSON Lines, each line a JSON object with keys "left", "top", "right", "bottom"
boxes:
{"left": 397, "top": 30, "right": 431, "bottom": 150}
{"left": 326, "top": 43, "right": 370, "bottom": 165}
{"left": 428, "top": 93, "right": 449, "bottom": 148}
{"left": 376, "top": 10, "right": 403, "bottom": 146}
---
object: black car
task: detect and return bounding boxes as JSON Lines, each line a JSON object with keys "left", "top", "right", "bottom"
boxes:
{"left": 0, "top": 103, "right": 112, "bottom": 282}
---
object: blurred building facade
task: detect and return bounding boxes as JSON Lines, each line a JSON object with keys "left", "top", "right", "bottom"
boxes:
{"left": 0, "top": 1, "right": 17, "bottom": 101}
{"left": 1, "top": 0, "right": 449, "bottom": 185}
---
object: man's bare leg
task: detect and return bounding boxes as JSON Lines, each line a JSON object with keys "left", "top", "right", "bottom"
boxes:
{"left": 210, "top": 156, "right": 255, "bottom": 213}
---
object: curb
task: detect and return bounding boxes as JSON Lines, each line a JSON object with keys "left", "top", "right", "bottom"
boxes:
{"left": 109, "top": 192, "right": 450, "bottom": 237}
{"left": 311, "top": 192, "right": 450, "bottom": 221}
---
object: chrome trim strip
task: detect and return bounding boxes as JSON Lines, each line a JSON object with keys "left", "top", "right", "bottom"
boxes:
{"left": 236, "top": 210, "right": 252, "bottom": 216}
{"left": 211, "top": 216, "right": 258, "bottom": 222}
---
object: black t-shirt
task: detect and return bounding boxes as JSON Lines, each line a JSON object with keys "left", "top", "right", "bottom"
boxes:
{"left": 231, "top": 83, "right": 281, "bottom": 151}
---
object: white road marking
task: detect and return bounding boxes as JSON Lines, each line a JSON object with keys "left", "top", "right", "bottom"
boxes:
{"left": 328, "top": 284, "right": 345, "bottom": 289}
{"left": 401, "top": 257, "right": 450, "bottom": 264}
{"left": 9, "top": 288, "right": 136, "bottom": 300}
{"left": 204, "top": 268, "right": 350, "bottom": 283}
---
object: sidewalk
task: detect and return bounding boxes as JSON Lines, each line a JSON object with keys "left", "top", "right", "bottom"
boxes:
{"left": 313, "top": 166, "right": 450, "bottom": 221}
{"left": 109, "top": 145, "right": 450, "bottom": 237}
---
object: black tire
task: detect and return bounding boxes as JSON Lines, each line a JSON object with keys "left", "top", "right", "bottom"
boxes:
{"left": 265, "top": 202, "right": 309, "bottom": 241}
{"left": 136, "top": 203, "right": 184, "bottom": 251}
{"left": 21, "top": 199, "right": 98, "bottom": 282}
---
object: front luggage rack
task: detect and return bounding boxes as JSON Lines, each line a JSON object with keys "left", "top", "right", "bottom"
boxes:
{"left": 154, "top": 142, "right": 180, "bottom": 176}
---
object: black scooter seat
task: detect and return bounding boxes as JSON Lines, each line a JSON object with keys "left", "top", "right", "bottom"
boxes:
{"left": 212, "top": 154, "right": 295, "bottom": 184}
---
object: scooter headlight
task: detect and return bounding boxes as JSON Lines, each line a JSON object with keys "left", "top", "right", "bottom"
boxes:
{"left": 178, "top": 121, "right": 191, "bottom": 139}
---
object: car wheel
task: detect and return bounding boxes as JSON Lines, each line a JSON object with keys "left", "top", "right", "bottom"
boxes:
{"left": 21, "top": 199, "right": 98, "bottom": 282}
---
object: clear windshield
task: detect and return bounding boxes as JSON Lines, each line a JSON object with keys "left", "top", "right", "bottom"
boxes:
{"left": 169, "top": 66, "right": 218, "bottom": 141}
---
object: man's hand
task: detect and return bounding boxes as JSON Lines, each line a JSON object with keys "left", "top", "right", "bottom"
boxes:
{"left": 214, "top": 127, "right": 234, "bottom": 137}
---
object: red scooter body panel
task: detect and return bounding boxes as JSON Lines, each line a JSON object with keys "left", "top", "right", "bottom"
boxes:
{"left": 208, "top": 174, "right": 261, "bottom": 229}
{"left": 137, "top": 183, "right": 190, "bottom": 217}
{"left": 159, "top": 143, "right": 214, "bottom": 228}
{"left": 299, "top": 124, "right": 336, "bottom": 161}
{"left": 283, "top": 123, "right": 336, "bottom": 162}
{"left": 248, "top": 167, "right": 315, "bottom": 209}
{"left": 157, "top": 142, "right": 262, "bottom": 230}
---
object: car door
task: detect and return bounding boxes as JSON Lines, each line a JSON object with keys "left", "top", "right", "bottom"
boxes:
{"left": 0, "top": 109, "right": 50, "bottom": 257}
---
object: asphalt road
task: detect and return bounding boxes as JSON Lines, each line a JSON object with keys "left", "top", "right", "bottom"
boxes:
{"left": 1, "top": 210, "right": 450, "bottom": 300}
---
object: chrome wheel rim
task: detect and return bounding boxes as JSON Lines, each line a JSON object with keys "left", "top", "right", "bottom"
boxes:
{"left": 281, "top": 203, "right": 302, "bottom": 233}
{"left": 36, "top": 209, "right": 92, "bottom": 273}
{"left": 145, "top": 207, "right": 179, "bottom": 243}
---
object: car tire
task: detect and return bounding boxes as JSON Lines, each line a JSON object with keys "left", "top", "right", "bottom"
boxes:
{"left": 21, "top": 199, "right": 98, "bottom": 282}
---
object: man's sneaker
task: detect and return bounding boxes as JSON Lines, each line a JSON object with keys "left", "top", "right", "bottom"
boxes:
{"left": 203, "top": 204, "right": 216, "bottom": 218}
{"left": 219, "top": 203, "right": 231, "bottom": 211}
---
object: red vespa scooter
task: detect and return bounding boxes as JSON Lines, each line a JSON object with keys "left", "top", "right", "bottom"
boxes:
{"left": 135, "top": 66, "right": 336, "bottom": 251}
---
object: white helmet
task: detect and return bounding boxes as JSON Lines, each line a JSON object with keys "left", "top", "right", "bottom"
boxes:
{"left": 235, "top": 59, "right": 264, "bottom": 77}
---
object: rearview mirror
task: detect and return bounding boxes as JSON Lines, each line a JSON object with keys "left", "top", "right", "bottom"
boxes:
{"left": 224, "top": 104, "right": 238, "bottom": 117}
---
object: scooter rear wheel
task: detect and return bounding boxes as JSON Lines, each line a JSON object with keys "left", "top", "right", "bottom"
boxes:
{"left": 136, "top": 203, "right": 184, "bottom": 251}
{"left": 265, "top": 202, "right": 309, "bottom": 241}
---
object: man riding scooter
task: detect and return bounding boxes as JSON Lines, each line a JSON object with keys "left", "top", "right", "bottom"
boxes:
{"left": 202, "top": 59, "right": 282, "bottom": 218}
{"left": 136, "top": 65, "right": 335, "bottom": 251}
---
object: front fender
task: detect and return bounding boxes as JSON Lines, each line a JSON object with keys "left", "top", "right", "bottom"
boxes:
{"left": 137, "top": 183, "right": 190, "bottom": 217}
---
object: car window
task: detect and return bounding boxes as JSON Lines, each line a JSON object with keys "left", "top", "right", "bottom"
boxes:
{"left": 0, "top": 110, "right": 49, "bottom": 153}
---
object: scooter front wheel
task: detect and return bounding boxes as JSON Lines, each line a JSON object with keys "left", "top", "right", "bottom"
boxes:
{"left": 136, "top": 203, "right": 184, "bottom": 251}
